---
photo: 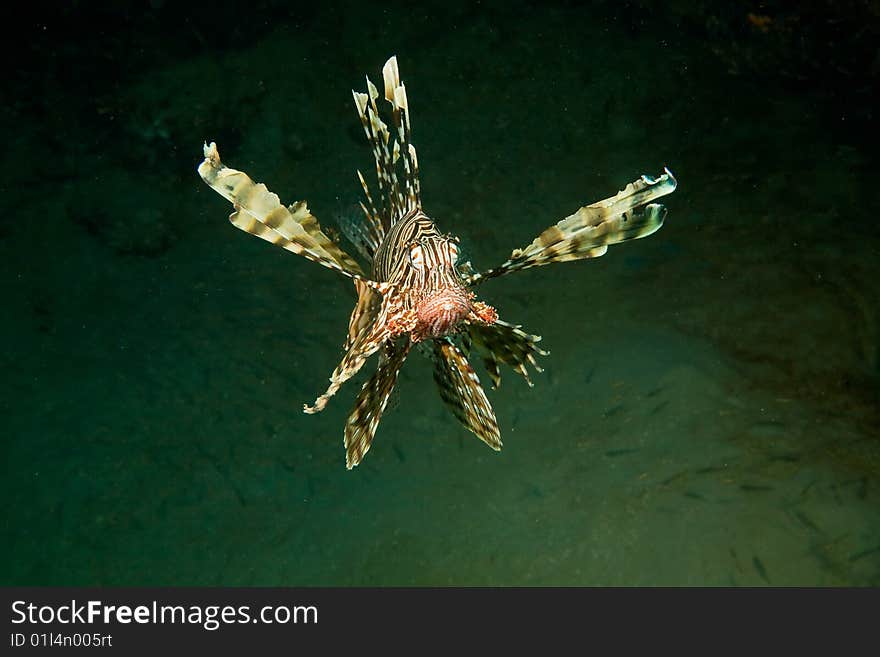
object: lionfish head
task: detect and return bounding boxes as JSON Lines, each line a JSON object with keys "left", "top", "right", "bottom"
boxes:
{"left": 406, "top": 236, "right": 474, "bottom": 340}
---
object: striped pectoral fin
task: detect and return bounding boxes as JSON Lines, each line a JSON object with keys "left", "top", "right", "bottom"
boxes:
{"left": 464, "top": 319, "right": 548, "bottom": 388}
{"left": 198, "top": 142, "right": 364, "bottom": 277}
{"left": 432, "top": 338, "right": 502, "bottom": 451}
{"left": 290, "top": 201, "right": 365, "bottom": 275}
{"left": 471, "top": 168, "right": 677, "bottom": 283}
{"left": 344, "top": 339, "right": 412, "bottom": 469}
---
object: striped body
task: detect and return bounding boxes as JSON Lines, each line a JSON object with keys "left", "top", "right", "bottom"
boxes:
{"left": 373, "top": 209, "right": 450, "bottom": 282}
{"left": 197, "top": 56, "right": 677, "bottom": 469}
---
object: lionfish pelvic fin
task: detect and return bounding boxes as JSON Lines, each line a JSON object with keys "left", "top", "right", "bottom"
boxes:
{"left": 344, "top": 338, "right": 412, "bottom": 469}
{"left": 432, "top": 338, "right": 501, "bottom": 451}
{"left": 304, "top": 284, "right": 403, "bottom": 415}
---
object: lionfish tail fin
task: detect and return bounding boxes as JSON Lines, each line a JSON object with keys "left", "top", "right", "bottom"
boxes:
{"left": 471, "top": 168, "right": 677, "bottom": 283}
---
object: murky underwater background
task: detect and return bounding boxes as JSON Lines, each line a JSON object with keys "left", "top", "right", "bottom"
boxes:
{"left": 3, "top": 1, "right": 879, "bottom": 585}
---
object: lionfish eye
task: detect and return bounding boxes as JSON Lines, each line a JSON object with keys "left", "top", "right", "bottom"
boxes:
{"left": 409, "top": 243, "right": 425, "bottom": 269}
{"left": 448, "top": 241, "right": 459, "bottom": 264}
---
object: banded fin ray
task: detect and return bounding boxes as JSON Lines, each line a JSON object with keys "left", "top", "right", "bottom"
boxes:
{"left": 198, "top": 142, "right": 366, "bottom": 278}
{"left": 352, "top": 55, "right": 421, "bottom": 231}
{"left": 470, "top": 169, "right": 677, "bottom": 283}
{"left": 344, "top": 280, "right": 381, "bottom": 352}
{"left": 382, "top": 56, "right": 421, "bottom": 214}
{"left": 432, "top": 338, "right": 501, "bottom": 451}
{"left": 303, "top": 314, "right": 390, "bottom": 415}
{"left": 354, "top": 169, "right": 385, "bottom": 260}
{"left": 304, "top": 291, "right": 410, "bottom": 414}
{"left": 463, "top": 319, "right": 548, "bottom": 388}
{"left": 353, "top": 88, "right": 399, "bottom": 228}
{"left": 336, "top": 194, "right": 381, "bottom": 262}
{"left": 344, "top": 339, "right": 411, "bottom": 469}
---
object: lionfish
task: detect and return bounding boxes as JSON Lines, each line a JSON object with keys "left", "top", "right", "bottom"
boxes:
{"left": 198, "top": 56, "right": 676, "bottom": 469}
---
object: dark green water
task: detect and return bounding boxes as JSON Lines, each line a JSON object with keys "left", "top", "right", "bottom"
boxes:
{"left": 3, "top": 1, "right": 879, "bottom": 585}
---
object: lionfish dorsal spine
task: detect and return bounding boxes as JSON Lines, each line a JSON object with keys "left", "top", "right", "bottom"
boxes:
{"left": 353, "top": 56, "right": 422, "bottom": 234}
{"left": 382, "top": 56, "right": 421, "bottom": 214}
{"left": 353, "top": 169, "right": 383, "bottom": 258}
{"left": 353, "top": 90, "right": 389, "bottom": 225}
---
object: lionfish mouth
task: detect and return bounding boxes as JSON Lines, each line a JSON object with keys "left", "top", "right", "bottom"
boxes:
{"left": 415, "top": 287, "right": 472, "bottom": 339}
